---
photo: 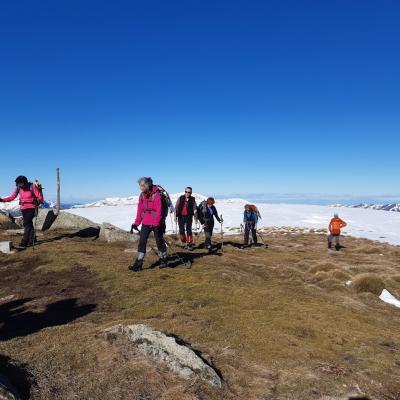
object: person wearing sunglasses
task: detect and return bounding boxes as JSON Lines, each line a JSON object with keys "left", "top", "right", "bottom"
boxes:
{"left": 174, "top": 187, "right": 198, "bottom": 249}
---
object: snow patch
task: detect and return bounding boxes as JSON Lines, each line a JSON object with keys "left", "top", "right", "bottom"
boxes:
{"left": 379, "top": 289, "right": 400, "bottom": 308}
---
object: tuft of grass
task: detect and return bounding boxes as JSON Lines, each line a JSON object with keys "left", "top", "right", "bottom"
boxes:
{"left": 308, "top": 262, "right": 336, "bottom": 274}
{"left": 352, "top": 273, "right": 385, "bottom": 295}
{"left": 331, "top": 269, "right": 351, "bottom": 281}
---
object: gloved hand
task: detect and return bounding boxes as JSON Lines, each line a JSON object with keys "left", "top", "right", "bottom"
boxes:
{"left": 0, "top": 198, "right": 3, "bottom": 202}
{"left": 130, "top": 224, "right": 138, "bottom": 234}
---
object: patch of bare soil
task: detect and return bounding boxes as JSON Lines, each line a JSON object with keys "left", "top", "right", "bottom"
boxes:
{"left": 0, "top": 254, "right": 110, "bottom": 341}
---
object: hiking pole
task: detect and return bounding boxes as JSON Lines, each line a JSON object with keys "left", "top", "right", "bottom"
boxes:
{"left": 220, "top": 214, "right": 224, "bottom": 254}
{"left": 256, "top": 227, "right": 267, "bottom": 248}
{"left": 32, "top": 206, "right": 38, "bottom": 252}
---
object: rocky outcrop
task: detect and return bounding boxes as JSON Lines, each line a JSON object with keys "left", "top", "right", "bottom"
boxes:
{"left": 102, "top": 324, "right": 222, "bottom": 388}
{"left": 33, "top": 209, "right": 100, "bottom": 232}
{"left": 100, "top": 223, "right": 138, "bottom": 243}
{"left": 0, "top": 213, "right": 18, "bottom": 230}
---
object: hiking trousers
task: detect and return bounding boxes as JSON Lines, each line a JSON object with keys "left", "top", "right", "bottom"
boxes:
{"left": 244, "top": 222, "right": 258, "bottom": 245}
{"left": 22, "top": 208, "right": 36, "bottom": 246}
{"left": 204, "top": 222, "right": 214, "bottom": 248}
{"left": 328, "top": 233, "right": 340, "bottom": 247}
{"left": 178, "top": 216, "right": 193, "bottom": 237}
{"left": 138, "top": 224, "right": 167, "bottom": 254}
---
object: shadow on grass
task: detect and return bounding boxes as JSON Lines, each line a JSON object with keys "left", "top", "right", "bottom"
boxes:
{"left": 0, "top": 354, "right": 32, "bottom": 400}
{"left": 148, "top": 249, "right": 223, "bottom": 269}
{"left": 0, "top": 298, "right": 96, "bottom": 341}
{"left": 36, "top": 227, "right": 101, "bottom": 245}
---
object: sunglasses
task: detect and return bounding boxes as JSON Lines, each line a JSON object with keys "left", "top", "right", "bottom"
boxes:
{"left": 185, "top": 191, "right": 192, "bottom": 194}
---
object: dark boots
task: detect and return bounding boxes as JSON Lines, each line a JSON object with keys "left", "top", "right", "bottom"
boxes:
{"left": 129, "top": 258, "right": 143, "bottom": 272}
{"left": 159, "top": 253, "right": 168, "bottom": 269}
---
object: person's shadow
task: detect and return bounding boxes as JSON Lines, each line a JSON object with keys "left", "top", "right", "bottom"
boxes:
{"left": 0, "top": 354, "right": 32, "bottom": 400}
{"left": 0, "top": 298, "right": 96, "bottom": 341}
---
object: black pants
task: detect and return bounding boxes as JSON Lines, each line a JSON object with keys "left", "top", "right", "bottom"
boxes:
{"left": 244, "top": 222, "right": 257, "bottom": 245}
{"left": 204, "top": 222, "right": 214, "bottom": 248}
{"left": 138, "top": 225, "right": 167, "bottom": 254}
{"left": 22, "top": 208, "right": 36, "bottom": 246}
{"left": 178, "top": 216, "right": 193, "bottom": 236}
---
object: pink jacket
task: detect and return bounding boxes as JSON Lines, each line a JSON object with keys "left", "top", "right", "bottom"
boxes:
{"left": 134, "top": 185, "right": 162, "bottom": 227}
{"left": 2, "top": 183, "right": 44, "bottom": 211}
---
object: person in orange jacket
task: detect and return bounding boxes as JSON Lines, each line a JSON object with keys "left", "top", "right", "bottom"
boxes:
{"left": 328, "top": 213, "right": 347, "bottom": 250}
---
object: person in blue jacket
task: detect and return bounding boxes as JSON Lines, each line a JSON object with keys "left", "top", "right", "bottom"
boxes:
{"left": 243, "top": 204, "right": 259, "bottom": 247}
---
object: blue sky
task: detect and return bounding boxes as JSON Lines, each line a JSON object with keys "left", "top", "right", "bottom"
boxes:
{"left": 0, "top": 0, "right": 399, "bottom": 202}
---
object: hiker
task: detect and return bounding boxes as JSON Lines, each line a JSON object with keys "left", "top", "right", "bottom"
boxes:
{"left": 197, "top": 197, "right": 223, "bottom": 252}
{"left": 175, "top": 187, "right": 198, "bottom": 249}
{"left": 129, "top": 177, "right": 168, "bottom": 272}
{"left": 0, "top": 176, "right": 43, "bottom": 247}
{"left": 328, "top": 213, "right": 347, "bottom": 250}
{"left": 243, "top": 204, "right": 258, "bottom": 247}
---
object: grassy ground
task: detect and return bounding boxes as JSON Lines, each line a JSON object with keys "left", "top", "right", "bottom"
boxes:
{"left": 0, "top": 229, "right": 400, "bottom": 400}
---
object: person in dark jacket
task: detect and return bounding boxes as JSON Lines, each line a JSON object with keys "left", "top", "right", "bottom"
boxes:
{"left": 243, "top": 204, "right": 258, "bottom": 247}
{"left": 197, "top": 197, "right": 223, "bottom": 252}
{"left": 175, "top": 187, "right": 198, "bottom": 249}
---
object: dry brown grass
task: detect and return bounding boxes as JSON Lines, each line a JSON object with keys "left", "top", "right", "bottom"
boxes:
{"left": 0, "top": 229, "right": 400, "bottom": 400}
{"left": 352, "top": 273, "right": 386, "bottom": 295}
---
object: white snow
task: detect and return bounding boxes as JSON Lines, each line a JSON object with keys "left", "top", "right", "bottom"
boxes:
{"left": 379, "top": 289, "right": 400, "bottom": 308}
{"left": 65, "top": 194, "right": 400, "bottom": 246}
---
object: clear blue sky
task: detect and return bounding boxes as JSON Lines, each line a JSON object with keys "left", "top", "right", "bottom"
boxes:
{"left": 1, "top": 0, "right": 399, "bottom": 201}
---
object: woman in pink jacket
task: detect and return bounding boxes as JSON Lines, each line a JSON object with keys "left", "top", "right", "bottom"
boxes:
{"left": 129, "top": 177, "right": 168, "bottom": 272}
{"left": 0, "top": 176, "right": 44, "bottom": 247}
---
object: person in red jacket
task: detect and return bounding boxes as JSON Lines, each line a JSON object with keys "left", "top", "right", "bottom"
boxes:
{"left": 328, "top": 213, "right": 347, "bottom": 250}
{"left": 129, "top": 177, "right": 168, "bottom": 272}
{"left": 0, "top": 176, "right": 44, "bottom": 247}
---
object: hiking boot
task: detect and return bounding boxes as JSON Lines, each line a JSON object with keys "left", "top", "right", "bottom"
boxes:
{"left": 159, "top": 256, "right": 168, "bottom": 269}
{"left": 19, "top": 240, "right": 28, "bottom": 248}
{"left": 335, "top": 245, "right": 340, "bottom": 251}
{"left": 328, "top": 242, "right": 332, "bottom": 249}
{"left": 129, "top": 259, "right": 143, "bottom": 272}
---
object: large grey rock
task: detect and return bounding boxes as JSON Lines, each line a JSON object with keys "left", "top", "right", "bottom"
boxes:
{"left": 33, "top": 209, "right": 99, "bottom": 231}
{"left": 0, "top": 212, "right": 18, "bottom": 230}
{"left": 100, "top": 223, "right": 138, "bottom": 243}
{"left": 103, "top": 324, "right": 222, "bottom": 388}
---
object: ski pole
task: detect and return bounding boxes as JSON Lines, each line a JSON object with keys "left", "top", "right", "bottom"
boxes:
{"left": 220, "top": 214, "right": 224, "bottom": 253}
{"left": 257, "top": 227, "right": 267, "bottom": 247}
{"left": 32, "top": 206, "right": 38, "bottom": 252}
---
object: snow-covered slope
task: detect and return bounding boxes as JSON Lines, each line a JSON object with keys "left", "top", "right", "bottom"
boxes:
{"left": 67, "top": 195, "right": 400, "bottom": 246}
{"left": 0, "top": 199, "right": 55, "bottom": 216}
{"left": 72, "top": 193, "right": 209, "bottom": 208}
{"left": 333, "top": 203, "right": 400, "bottom": 212}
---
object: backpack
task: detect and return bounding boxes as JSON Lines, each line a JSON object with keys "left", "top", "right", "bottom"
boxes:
{"left": 246, "top": 204, "right": 261, "bottom": 219}
{"left": 156, "top": 185, "right": 174, "bottom": 218}
{"left": 18, "top": 180, "right": 44, "bottom": 207}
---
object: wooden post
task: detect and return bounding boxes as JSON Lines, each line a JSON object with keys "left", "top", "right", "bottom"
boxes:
{"left": 56, "top": 168, "right": 61, "bottom": 215}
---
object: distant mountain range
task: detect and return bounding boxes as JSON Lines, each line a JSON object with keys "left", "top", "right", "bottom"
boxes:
{"left": 332, "top": 203, "right": 400, "bottom": 212}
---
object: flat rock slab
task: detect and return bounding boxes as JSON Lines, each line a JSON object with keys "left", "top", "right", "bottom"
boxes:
{"left": 34, "top": 209, "right": 100, "bottom": 232}
{"left": 0, "top": 242, "right": 12, "bottom": 254}
{"left": 102, "top": 324, "right": 222, "bottom": 388}
{"left": 100, "top": 223, "right": 138, "bottom": 243}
